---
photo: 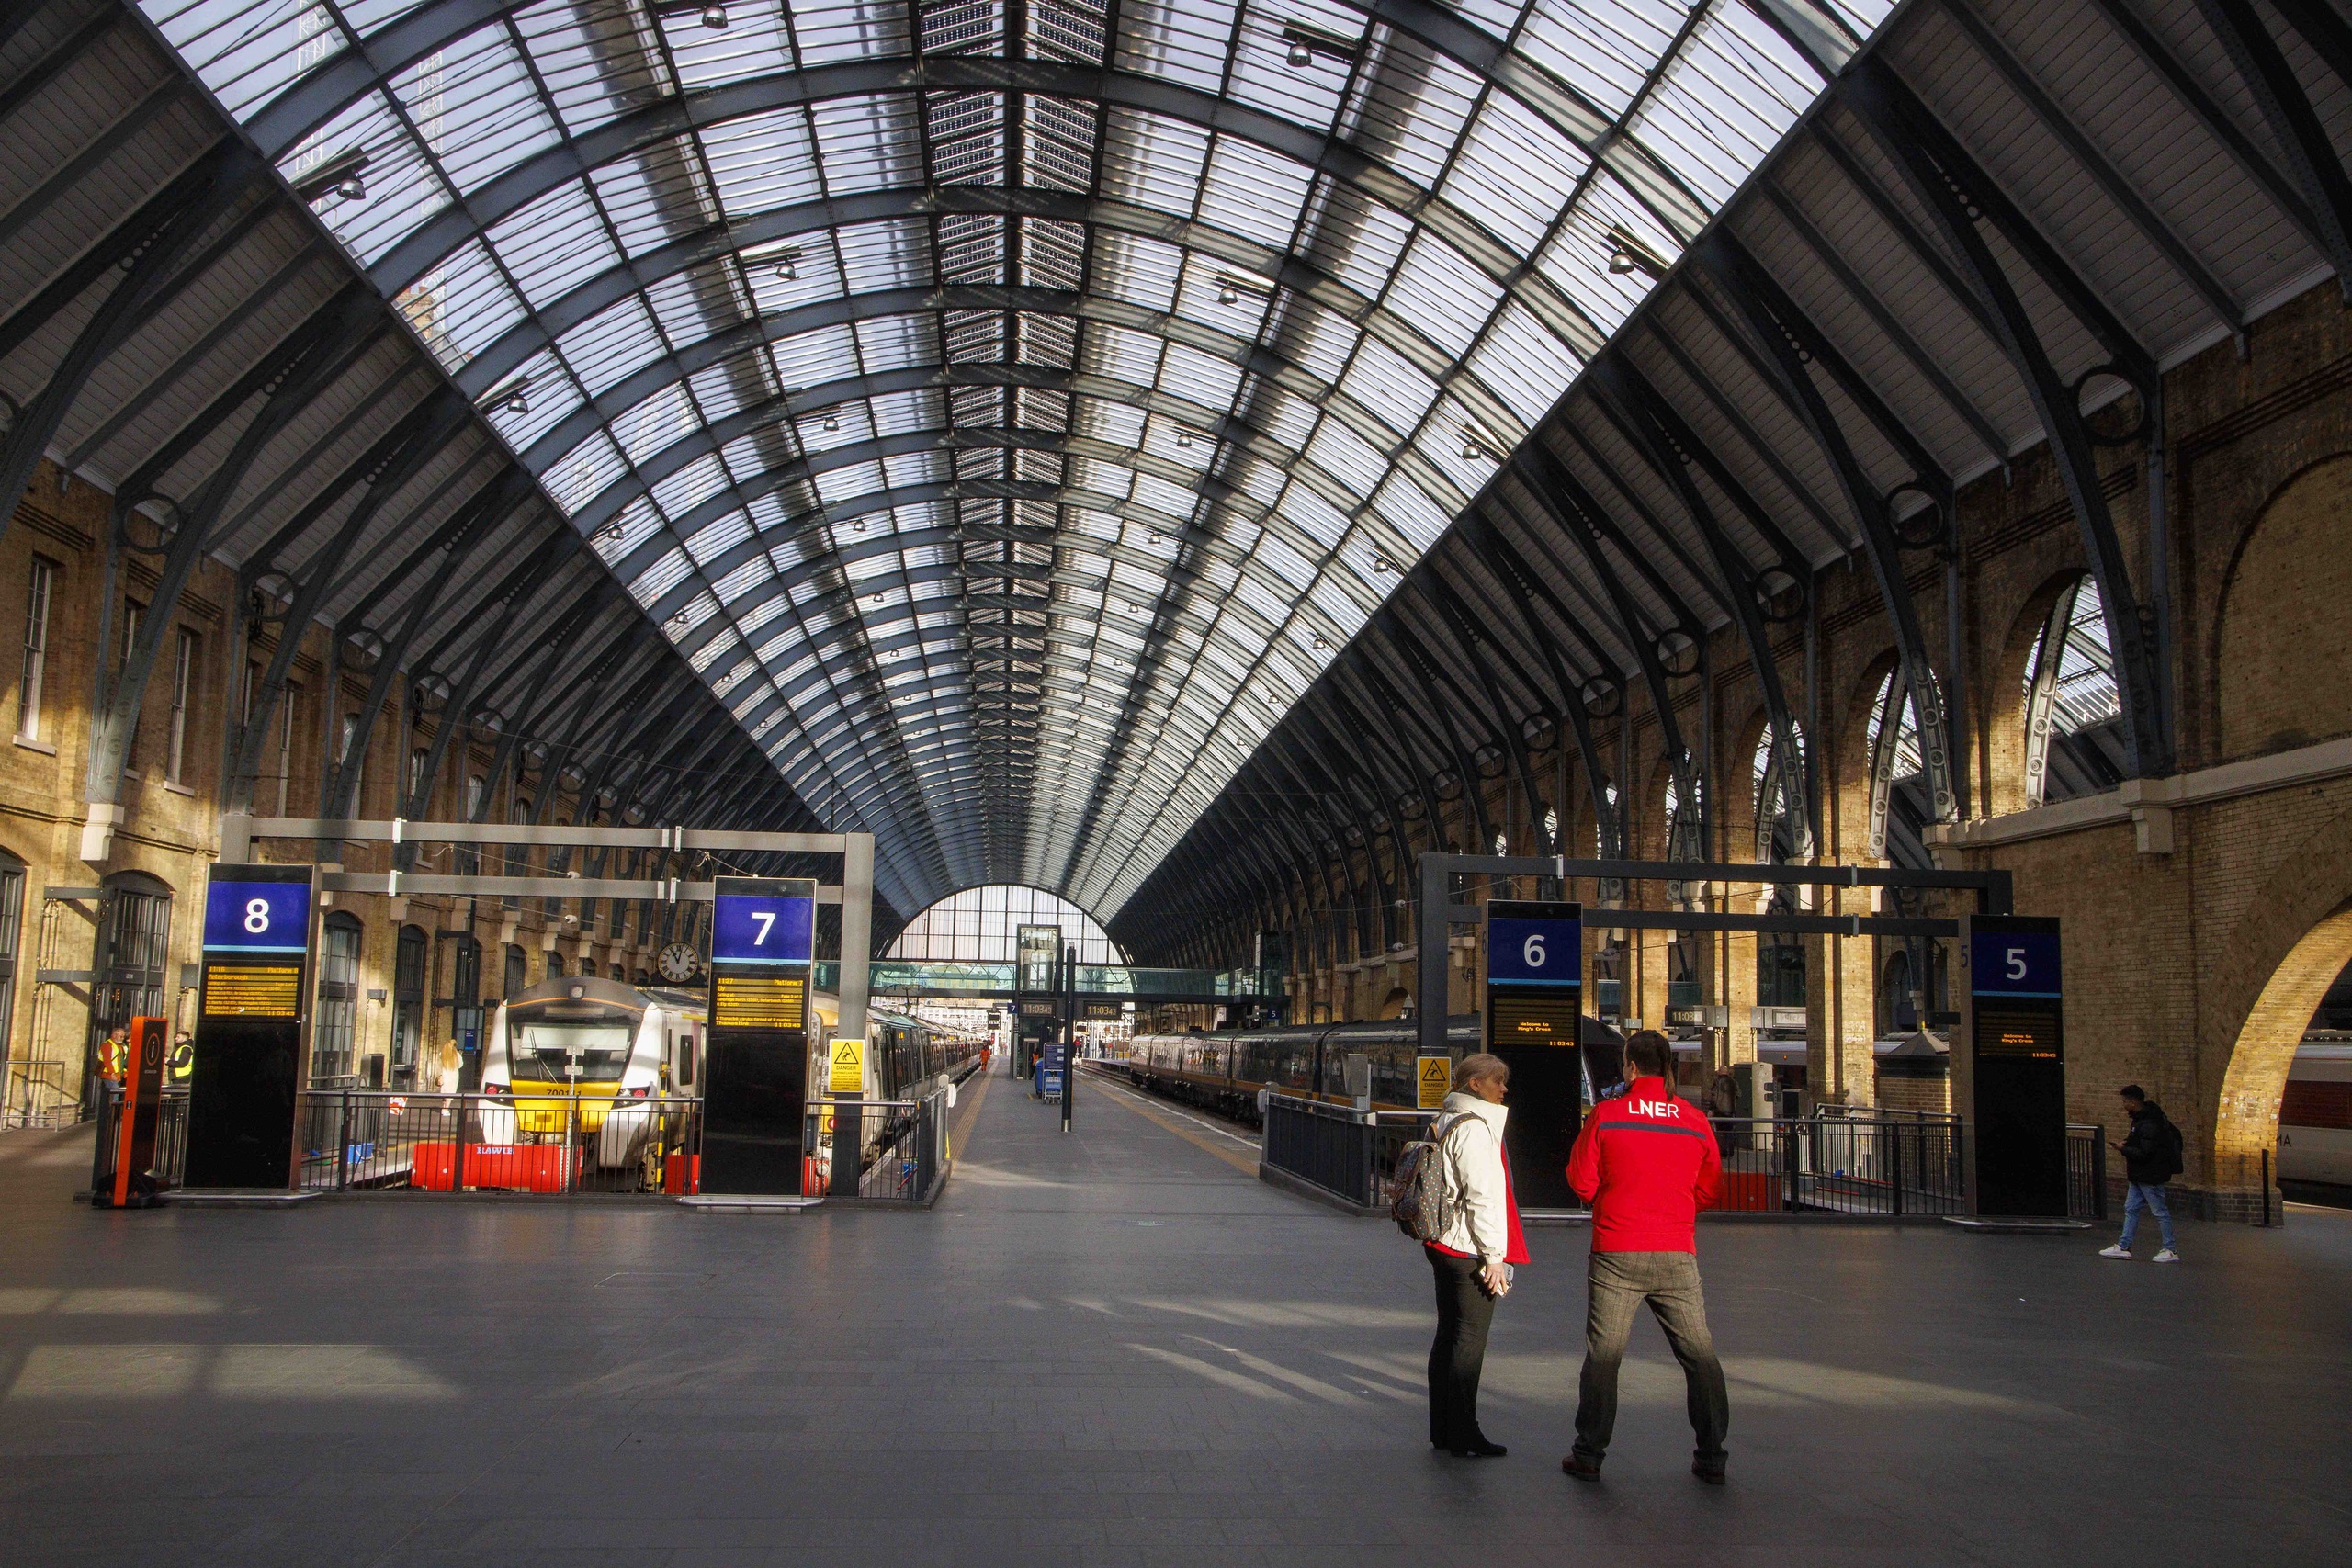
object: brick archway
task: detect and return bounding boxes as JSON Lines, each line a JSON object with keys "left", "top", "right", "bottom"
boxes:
{"left": 2207, "top": 799, "right": 2352, "bottom": 1213}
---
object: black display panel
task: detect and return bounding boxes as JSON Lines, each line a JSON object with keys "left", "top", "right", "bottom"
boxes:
{"left": 699, "top": 876, "right": 816, "bottom": 1194}
{"left": 1486, "top": 900, "right": 1582, "bottom": 1209}
{"left": 184, "top": 864, "right": 316, "bottom": 1189}
{"left": 1960, "top": 914, "right": 2067, "bottom": 1217}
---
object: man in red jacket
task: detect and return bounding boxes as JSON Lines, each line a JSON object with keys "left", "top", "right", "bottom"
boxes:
{"left": 1561, "top": 1031, "right": 1730, "bottom": 1484}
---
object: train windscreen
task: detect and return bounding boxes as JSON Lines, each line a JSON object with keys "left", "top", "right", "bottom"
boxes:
{"left": 508, "top": 1009, "right": 635, "bottom": 1083}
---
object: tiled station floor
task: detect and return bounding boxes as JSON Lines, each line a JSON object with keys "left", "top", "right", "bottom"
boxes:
{"left": 1, "top": 1070, "right": 2346, "bottom": 1567}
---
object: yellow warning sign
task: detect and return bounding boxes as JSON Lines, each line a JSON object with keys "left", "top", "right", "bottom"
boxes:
{"left": 1417, "top": 1054, "right": 1452, "bottom": 1111}
{"left": 828, "top": 1036, "right": 865, "bottom": 1094}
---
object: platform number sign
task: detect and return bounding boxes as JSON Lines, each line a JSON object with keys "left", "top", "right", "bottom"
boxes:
{"left": 1959, "top": 913, "right": 2066, "bottom": 1218}
{"left": 711, "top": 887, "right": 815, "bottom": 964}
{"left": 703, "top": 876, "right": 820, "bottom": 1197}
{"left": 202, "top": 878, "right": 311, "bottom": 953}
{"left": 1484, "top": 900, "right": 1584, "bottom": 1211}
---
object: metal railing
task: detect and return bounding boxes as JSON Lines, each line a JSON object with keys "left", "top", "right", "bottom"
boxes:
{"left": 286, "top": 1089, "right": 704, "bottom": 1194}
{"left": 2065, "top": 1123, "right": 2109, "bottom": 1222}
{"left": 801, "top": 1088, "right": 949, "bottom": 1203}
{"left": 1260, "top": 1096, "right": 1971, "bottom": 1218}
{"left": 89, "top": 1082, "right": 190, "bottom": 1194}
{"left": 1708, "top": 1116, "right": 1964, "bottom": 1216}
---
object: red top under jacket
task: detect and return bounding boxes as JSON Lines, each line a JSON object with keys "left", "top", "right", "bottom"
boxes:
{"left": 1566, "top": 1077, "right": 1723, "bottom": 1253}
{"left": 1428, "top": 1136, "right": 1532, "bottom": 1267}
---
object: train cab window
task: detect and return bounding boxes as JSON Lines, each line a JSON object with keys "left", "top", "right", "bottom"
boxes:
{"left": 504, "top": 995, "right": 639, "bottom": 1084}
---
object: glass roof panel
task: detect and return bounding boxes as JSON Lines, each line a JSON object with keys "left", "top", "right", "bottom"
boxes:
{"left": 151, "top": 0, "right": 1884, "bottom": 917}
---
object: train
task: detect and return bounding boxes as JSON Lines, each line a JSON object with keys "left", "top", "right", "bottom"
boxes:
{"left": 2278, "top": 1036, "right": 2352, "bottom": 1195}
{"left": 476, "top": 976, "right": 985, "bottom": 1175}
{"left": 1118, "top": 1014, "right": 1625, "bottom": 1124}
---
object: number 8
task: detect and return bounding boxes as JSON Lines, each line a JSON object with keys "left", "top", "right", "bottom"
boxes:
{"left": 244, "top": 897, "right": 271, "bottom": 933}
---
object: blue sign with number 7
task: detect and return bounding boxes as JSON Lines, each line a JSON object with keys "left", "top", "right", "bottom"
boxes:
{"left": 712, "top": 892, "right": 815, "bottom": 964}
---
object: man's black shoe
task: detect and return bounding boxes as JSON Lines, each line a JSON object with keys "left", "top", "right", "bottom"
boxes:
{"left": 1561, "top": 1453, "right": 1603, "bottom": 1482}
{"left": 1450, "top": 1438, "right": 1508, "bottom": 1458}
{"left": 1692, "top": 1461, "right": 1726, "bottom": 1485}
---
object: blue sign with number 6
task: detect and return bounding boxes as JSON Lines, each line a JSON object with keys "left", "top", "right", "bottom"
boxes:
{"left": 202, "top": 880, "right": 312, "bottom": 953}
{"left": 1488, "top": 914, "right": 1581, "bottom": 986}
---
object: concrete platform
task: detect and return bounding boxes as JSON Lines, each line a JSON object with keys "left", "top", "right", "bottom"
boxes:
{"left": 1, "top": 1079, "right": 2346, "bottom": 1567}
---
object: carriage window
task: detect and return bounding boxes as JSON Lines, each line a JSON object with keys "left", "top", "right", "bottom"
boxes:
{"left": 311, "top": 916, "right": 362, "bottom": 1083}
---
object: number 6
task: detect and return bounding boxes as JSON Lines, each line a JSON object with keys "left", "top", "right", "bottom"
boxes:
{"left": 1523, "top": 932, "right": 1545, "bottom": 968}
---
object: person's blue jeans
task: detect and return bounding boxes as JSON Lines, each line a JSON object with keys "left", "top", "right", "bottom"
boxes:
{"left": 2121, "top": 1181, "right": 2176, "bottom": 1249}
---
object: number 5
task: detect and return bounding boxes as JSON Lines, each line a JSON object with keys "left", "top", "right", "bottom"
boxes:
{"left": 2006, "top": 946, "right": 2027, "bottom": 981}
{"left": 1523, "top": 932, "right": 1545, "bottom": 968}
{"left": 752, "top": 910, "right": 775, "bottom": 945}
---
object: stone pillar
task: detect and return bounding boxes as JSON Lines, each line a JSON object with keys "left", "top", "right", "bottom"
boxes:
{"left": 1634, "top": 926, "right": 1670, "bottom": 1033}
{"left": 1719, "top": 927, "right": 1758, "bottom": 1071}
{"left": 1804, "top": 922, "right": 1878, "bottom": 1110}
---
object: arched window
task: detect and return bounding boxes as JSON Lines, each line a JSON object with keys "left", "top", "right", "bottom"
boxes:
{"left": 1748, "top": 726, "right": 1808, "bottom": 1009}
{"left": 2022, "top": 575, "right": 2125, "bottom": 807}
{"left": 886, "top": 886, "right": 1128, "bottom": 964}
{"left": 1866, "top": 670, "right": 1938, "bottom": 869}
{"left": 92, "top": 873, "right": 174, "bottom": 1105}
{"left": 313, "top": 914, "right": 362, "bottom": 1083}
{"left": 504, "top": 943, "right": 526, "bottom": 998}
{"left": 546, "top": 952, "right": 565, "bottom": 979}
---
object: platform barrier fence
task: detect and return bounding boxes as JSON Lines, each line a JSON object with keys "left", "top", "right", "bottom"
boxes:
{"left": 802, "top": 1089, "right": 949, "bottom": 1203}
{"left": 1258, "top": 1096, "right": 2066, "bottom": 1220}
{"left": 2065, "top": 1123, "right": 2109, "bottom": 1221}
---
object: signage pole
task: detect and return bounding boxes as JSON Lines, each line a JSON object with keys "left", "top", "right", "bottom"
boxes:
{"left": 1060, "top": 944, "right": 1076, "bottom": 1133}
{"left": 701, "top": 876, "right": 818, "bottom": 1196}
{"left": 1484, "top": 899, "right": 1584, "bottom": 1210}
{"left": 1956, "top": 914, "right": 2066, "bottom": 1217}
{"left": 184, "top": 863, "right": 320, "bottom": 1190}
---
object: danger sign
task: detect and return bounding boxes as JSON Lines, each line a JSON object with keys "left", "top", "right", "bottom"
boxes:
{"left": 828, "top": 1036, "right": 865, "bottom": 1094}
{"left": 1417, "top": 1053, "right": 1451, "bottom": 1111}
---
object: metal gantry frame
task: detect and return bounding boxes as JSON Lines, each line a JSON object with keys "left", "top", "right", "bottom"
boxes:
{"left": 219, "top": 815, "right": 879, "bottom": 1043}
{"left": 1412, "top": 852, "right": 2015, "bottom": 1065}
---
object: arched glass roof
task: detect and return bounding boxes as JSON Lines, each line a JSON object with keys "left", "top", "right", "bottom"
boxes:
{"left": 141, "top": 0, "right": 1892, "bottom": 919}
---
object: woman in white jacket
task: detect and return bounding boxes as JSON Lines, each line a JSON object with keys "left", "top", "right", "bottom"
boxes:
{"left": 1424, "top": 1052, "right": 1530, "bottom": 1458}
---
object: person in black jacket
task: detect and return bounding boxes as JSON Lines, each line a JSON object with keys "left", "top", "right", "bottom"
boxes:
{"left": 2098, "top": 1085, "right": 2182, "bottom": 1262}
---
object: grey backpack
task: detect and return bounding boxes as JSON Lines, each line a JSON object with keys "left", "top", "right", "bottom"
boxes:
{"left": 1391, "top": 1113, "right": 1466, "bottom": 1242}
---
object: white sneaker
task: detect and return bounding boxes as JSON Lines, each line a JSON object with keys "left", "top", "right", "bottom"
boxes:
{"left": 2098, "top": 1244, "right": 2132, "bottom": 1259}
{"left": 2153, "top": 1248, "right": 2180, "bottom": 1263}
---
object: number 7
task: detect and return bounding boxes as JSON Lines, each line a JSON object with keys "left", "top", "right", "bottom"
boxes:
{"left": 752, "top": 911, "right": 774, "bottom": 945}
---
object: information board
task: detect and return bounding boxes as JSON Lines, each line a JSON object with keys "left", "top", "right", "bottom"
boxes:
{"left": 701, "top": 876, "right": 817, "bottom": 1195}
{"left": 1485, "top": 900, "right": 1583, "bottom": 1208}
{"left": 1959, "top": 913, "right": 2066, "bottom": 1217}
{"left": 184, "top": 863, "right": 318, "bottom": 1189}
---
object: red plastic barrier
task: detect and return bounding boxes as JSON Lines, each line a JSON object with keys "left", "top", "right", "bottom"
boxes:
{"left": 412, "top": 1143, "right": 573, "bottom": 1192}
{"left": 1709, "top": 1169, "right": 1780, "bottom": 1212}
{"left": 662, "top": 1154, "right": 701, "bottom": 1195}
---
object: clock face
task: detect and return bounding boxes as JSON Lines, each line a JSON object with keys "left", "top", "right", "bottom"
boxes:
{"left": 657, "top": 942, "right": 701, "bottom": 983}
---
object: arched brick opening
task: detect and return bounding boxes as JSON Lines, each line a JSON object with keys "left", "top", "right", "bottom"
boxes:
{"left": 2208, "top": 799, "right": 2352, "bottom": 1211}
{"left": 2212, "top": 453, "right": 2352, "bottom": 763}
{"left": 1830, "top": 649, "right": 1902, "bottom": 864}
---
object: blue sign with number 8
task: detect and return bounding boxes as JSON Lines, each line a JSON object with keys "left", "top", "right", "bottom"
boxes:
{"left": 203, "top": 880, "right": 312, "bottom": 953}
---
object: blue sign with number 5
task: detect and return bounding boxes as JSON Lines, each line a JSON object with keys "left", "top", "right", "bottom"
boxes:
{"left": 203, "top": 880, "right": 312, "bottom": 953}
{"left": 712, "top": 893, "right": 815, "bottom": 964}
{"left": 1971, "top": 931, "right": 2061, "bottom": 998}
{"left": 1488, "top": 914, "right": 1581, "bottom": 987}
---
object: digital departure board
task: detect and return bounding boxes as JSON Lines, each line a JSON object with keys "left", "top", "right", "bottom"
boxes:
{"left": 1486, "top": 900, "right": 1582, "bottom": 1208}
{"left": 185, "top": 863, "right": 318, "bottom": 1189}
{"left": 702, "top": 876, "right": 817, "bottom": 1195}
{"left": 1959, "top": 913, "right": 2066, "bottom": 1217}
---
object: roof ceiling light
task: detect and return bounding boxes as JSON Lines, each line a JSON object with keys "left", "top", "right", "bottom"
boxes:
{"left": 1280, "top": 25, "right": 1357, "bottom": 69}
{"left": 482, "top": 376, "right": 530, "bottom": 418}
{"left": 1604, "top": 226, "right": 1668, "bottom": 280}
{"left": 771, "top": 247, "right": 802, "bottom": 281}
{"left": 292, "top": 146, "right": 370, "bottom": 207}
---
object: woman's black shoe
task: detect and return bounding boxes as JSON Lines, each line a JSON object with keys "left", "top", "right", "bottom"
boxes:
{"left": 1449, "top": 1438, "right": 1508, "bottom": 1458}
